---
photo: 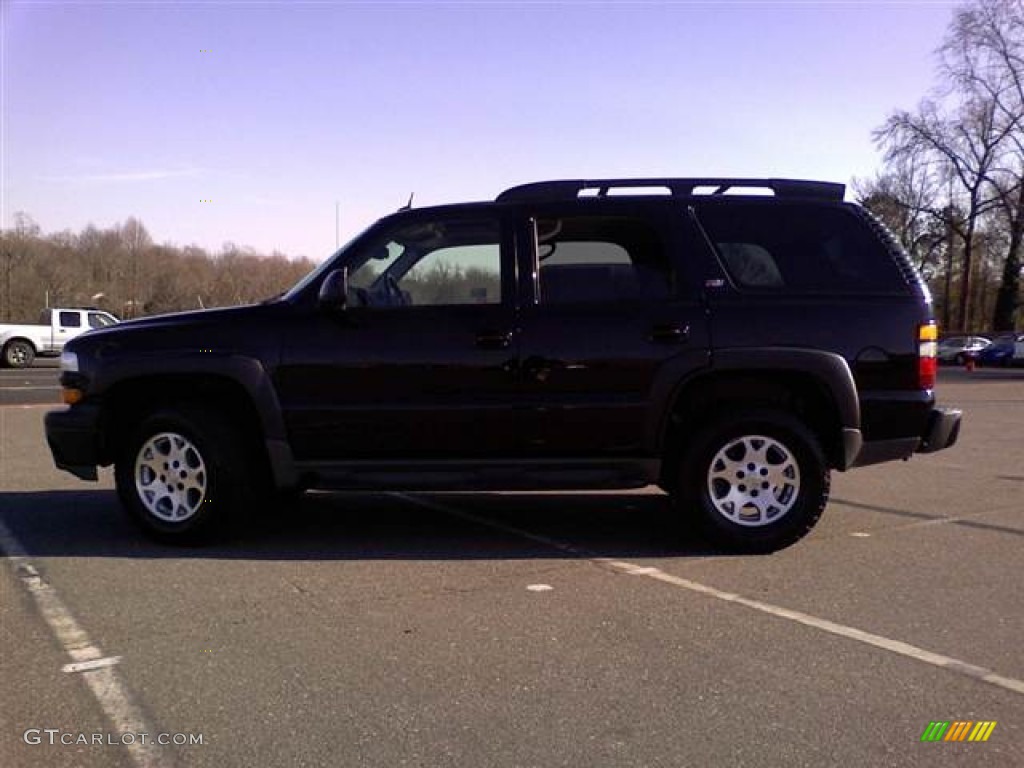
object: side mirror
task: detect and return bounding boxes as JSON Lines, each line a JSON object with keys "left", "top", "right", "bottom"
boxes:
{"left": 318, "top": 268, "right": 348, "bottom": 311}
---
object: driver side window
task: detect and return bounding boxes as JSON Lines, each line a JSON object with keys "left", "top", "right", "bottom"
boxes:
{"left": 348, "top": 218, "right": 502, "bottom": 308}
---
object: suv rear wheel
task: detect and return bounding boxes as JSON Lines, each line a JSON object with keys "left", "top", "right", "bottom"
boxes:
{"left": 675, "top": 409, "right": 830, "bottom": 553}
{"left": 114, "top": 407, "right": 252, "bottom": 544}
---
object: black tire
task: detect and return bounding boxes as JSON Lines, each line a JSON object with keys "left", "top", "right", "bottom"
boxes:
{"left": 2, "top": 339, "right": 35, "bottom": 369}
{"left": 954, "top": 352, "right": 966, "bottom": 365}
{"left": 114, "top": 407, "right": 256, "bottom": 544}
{"left": 673, "top": 409, "right": 830, "bottom": 553}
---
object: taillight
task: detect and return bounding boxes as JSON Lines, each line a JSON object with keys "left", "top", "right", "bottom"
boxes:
{"left": 918, "top": 322, "right": 938, "bottom": 389}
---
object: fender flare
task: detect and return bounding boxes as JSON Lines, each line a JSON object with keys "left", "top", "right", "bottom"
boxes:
{"left": 649, "top": 347, "right": 862, "bottom": 469}
{"left": 95, "top": 353, "right": 297, "bottom": 487}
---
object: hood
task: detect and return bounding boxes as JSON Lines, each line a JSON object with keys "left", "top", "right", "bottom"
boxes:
{"left": 67, "top": 303, "right": 284, "bottom": 357}
{"left": 81, "top": 304, "right": 264, "bottom": 337}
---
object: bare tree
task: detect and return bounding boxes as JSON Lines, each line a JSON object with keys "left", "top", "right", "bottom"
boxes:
{"left": 120, "top": 217, "right": 152, "bottom": 318}
{"left": 854, "top": 148, "right": 947, "bottom": 271}
{"left": 876, "top": 93, "right": 1010, "bottom": 329}
{"left": 872, "top": 0, "right": 1024, "bottom": 331}
{"left": 1, "top": 213, "right": 41, "bottom": 321}
{"left": 942, "top": 0, "right": 1024, "bottom": 329}
{"left": 1, "top": 216, "right": 316, "bottom": 320}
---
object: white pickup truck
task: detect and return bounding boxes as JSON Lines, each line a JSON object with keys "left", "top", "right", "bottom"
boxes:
{"left": 0, "top": 308, "right": 119, "bottom": 368}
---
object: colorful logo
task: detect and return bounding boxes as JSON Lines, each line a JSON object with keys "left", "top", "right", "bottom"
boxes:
{"left": 921, "top": 721, "right": 997, "bottom": 742}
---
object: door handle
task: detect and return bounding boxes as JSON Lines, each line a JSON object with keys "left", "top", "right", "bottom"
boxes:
{"left": 649, "top": 324, "right": 689, "bottom": 344}
{"left": 522, "top": 355, "right": 554, "bottom": 382}
{"left": 476, "top": 330, "right": 512, "bottom": 350}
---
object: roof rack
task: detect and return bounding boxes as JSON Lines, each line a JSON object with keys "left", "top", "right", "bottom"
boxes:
{"left": 496, "top": 178, "right": 846, "bottom": 203}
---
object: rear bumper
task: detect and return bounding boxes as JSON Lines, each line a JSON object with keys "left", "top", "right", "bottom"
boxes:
{"left": 44, "top": 405, "right": 102, "bottom": 481}
{"left": 851, "top": 406, "right": 962, "bottom": 468}
{"left": 916, "top": 407, "right": 962, "bottom": 454}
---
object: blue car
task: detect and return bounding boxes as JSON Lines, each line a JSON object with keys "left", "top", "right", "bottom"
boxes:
{"left": 975, "top": 334, "right": 1023, "bottom": 367}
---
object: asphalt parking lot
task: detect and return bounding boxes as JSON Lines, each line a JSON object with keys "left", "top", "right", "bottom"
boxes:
{"left": 1, "top": 367, "right": 1022, "bottom": 767}
{"left": 0, "top": 358, "right": 60, "bottom": 406}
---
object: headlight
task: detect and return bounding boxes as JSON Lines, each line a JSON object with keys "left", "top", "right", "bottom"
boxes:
{"left": 60, "top": 350, "right": 79, "bottom": 372}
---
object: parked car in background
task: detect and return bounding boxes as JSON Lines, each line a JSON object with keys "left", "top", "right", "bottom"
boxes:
{"left": 0, "top": 308, "right": 119, "bottom": 368}
{"left": 1015, "top": 334, "right": 1024, "bottom": 365}
{"left": 936, "top": 335, "right": 991, "bottom": 365}
{"left": 975, "top": 333, "right": 1023, "bottom": 367}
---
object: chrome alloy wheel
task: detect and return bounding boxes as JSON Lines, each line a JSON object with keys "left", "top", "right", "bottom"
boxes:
{"left": 134, "top": 432, "right": 207, "bottom": 522}
{"left": 707, "top": 434, "right": 800, "bottom": 527}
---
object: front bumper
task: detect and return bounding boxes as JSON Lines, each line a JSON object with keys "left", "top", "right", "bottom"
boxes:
{"left": 44, "top": 404, "right": 103, "bottom": 481}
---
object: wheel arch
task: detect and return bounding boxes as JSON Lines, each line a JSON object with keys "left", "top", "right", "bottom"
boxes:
{"left": 2, "top": 335, "right": 38, "bottom": 349}
{"left": 97, "top": 357, "right": 296, "bottom": 489}
{"left": 654, "top": 348, "right": 861, "bottom": 486}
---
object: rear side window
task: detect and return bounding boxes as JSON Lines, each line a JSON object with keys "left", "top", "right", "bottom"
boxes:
{"left": 59, "top": 311, "right": 82, "bottom": 327}
{"left": 696, "top": 203, "right": 905, "bottom": 293}
{"left": 533, "top": 215, "right": 671, "bottom": 304}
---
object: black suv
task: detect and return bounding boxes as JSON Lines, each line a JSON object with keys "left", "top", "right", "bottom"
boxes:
{"left": 45, "top": 178, "right": 961, "bottom": 552}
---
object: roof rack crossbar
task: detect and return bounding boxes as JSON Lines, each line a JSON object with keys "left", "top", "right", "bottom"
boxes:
{"left": 496, "top": 178, "right": 845, "bottom": 203}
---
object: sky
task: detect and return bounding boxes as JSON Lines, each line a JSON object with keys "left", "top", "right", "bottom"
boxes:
{"left": 2, "top": 1, "right": 958, "bottom": 263}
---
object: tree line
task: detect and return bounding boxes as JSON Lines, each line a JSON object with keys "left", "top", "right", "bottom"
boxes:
{"left": 1, "top": 213, "right": 317, "bottom": 323}
{"left": 859, "top": 0, "right": 1023, "bottom": 332}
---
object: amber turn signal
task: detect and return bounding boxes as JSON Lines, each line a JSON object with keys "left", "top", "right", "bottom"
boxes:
{"left": 61, "top": 387, "right": 84, "bottom": 405}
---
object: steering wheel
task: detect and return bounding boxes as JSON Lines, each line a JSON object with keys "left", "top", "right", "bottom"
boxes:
{"left": 383, "top": 274, "right": 404, "bottom": 305}
{"left": 350, "top": 286, "right": 369, "bottom": 307}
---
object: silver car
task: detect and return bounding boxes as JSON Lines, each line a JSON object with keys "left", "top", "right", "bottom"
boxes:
{"left": 936, "top": 335, "right": 991, "bottom": 364}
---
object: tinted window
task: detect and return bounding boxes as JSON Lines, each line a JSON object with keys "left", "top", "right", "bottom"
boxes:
{"left": 534, "top": 215, "right": 670, "bottom": 304}
{"left": 59, "top": 311, "right": 82, "bottom": 327}
{"left": 347, "top": 218, "right": 502, "bottom": 307}
{"left": 402, "top": 244, "right": 500, "bottom": 305}
{"left": 696, "top": 203, "right": 904, "bottom": 293}
{"left": 88, "top": 312, "right": 116, "bottom": 328}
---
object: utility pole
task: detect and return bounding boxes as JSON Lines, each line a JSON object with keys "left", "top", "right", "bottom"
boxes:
{"left": 3, "top": 250, "right": 11, "bottom": 322}
{"left": 943, "top": 205, "right": 954, "bottom": 331}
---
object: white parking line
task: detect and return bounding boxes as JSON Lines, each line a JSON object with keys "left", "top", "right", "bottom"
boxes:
{"left": 395, "top": 493, "right": 1024, "bottom": 699}
{"left": 0, "top": 520, "right": 174, "bottom": 768}
{"left": 63, "top": 656, "right": 123, "bottom": 674}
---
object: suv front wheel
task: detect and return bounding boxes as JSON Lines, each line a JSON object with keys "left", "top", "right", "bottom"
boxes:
{"left": 114, "top": 407, "right": 252, "bottom": 544}
{"left": 675, "top": 410, "right": 830, "bottom": 553}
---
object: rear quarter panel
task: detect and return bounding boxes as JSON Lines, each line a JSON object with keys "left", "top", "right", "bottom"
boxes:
{"left": 707, "top": 294, "right": 934, "bottom": 441}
